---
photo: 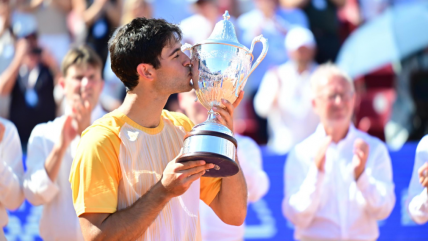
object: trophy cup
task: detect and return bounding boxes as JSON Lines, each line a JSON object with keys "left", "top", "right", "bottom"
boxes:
{"left": 178, "top": 11, "right": 268, "bottom": 177}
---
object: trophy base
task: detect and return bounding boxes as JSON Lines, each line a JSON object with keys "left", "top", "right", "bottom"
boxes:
{"left": 177, "top": 152, "right": 239, "bottom": 177}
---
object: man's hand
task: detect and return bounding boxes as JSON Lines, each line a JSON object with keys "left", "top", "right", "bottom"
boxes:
{"left": 314, "top": 136, "right": 332, "bottom": 172}
{"left": 212, "top": 90, "right": 244, "bottom": 133}
{"left": 0, "top": 122, "right": 5, "bottom": 143}
{"left": 161, "top": 154, "right": 214, "bottom": 198}
{"left": 418, "top": 162, "right": 428, "bottom": 192}
{"left": 70, "top": 94, "right": 92, "bottom": 135}
{"left": 58, "top": 115, "right": 78, "bottom": 150}
{"left": 14, "top": 39, "right": 30, "bottom": 62}
{"left": 352, "top": 138, "right": 369, "bottom": 180}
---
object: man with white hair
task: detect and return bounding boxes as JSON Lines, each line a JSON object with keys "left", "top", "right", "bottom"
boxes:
{"left": 283, "top": 63, "right": 396, "bottom": 241}
{"left": 254, "top": 26, "right": 319, "bottom": 154}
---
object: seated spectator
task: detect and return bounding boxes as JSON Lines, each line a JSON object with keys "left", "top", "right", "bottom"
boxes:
{"left": 0, "top": 117, "right": 24, "bottom": 240}
{"left": 178, "top": 90, "right": 270, "bottom": 241}
{"left": 23, "top": 45, "right": 105, "bottom": 241}
{"left": 283, "top": 63, "right": 395, "bottom": 241}
{"left": 406, "top": 135, "right": 428, "bottom": 224}
{"left": 254, "top": 27, "right": 319, "bottom": 154}
{"left": 280, "top": 0, "right": 345, "bottom": 63}
{"left": 1, "top": 22, "right": 57, "bottom": 149}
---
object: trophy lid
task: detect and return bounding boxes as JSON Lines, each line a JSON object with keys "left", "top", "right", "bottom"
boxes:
{"left": 195, "top": 11, "right": 248, "bottom": 51}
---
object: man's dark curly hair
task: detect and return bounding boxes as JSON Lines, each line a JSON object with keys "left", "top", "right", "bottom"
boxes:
{"left": 108, "top": 18, "right": 182, "bottom": 91}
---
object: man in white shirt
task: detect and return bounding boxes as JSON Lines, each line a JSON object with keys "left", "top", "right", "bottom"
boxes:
{"left": 283, "top": 63, "right": 396, "bottom": 241}
{"left": 178, "top": 90, "right": 270, "bottom": 241}
{"left": 0, "top": 117, "right": 24, "bottom": 240}
{"left": 254, "top": 27, "right": 319, "bottom": 154}
{"left": 23, "top": 45, "right": 105, "bottom": 241}
{"left": 406, "top": 135, "right": 428, "bottom": 224}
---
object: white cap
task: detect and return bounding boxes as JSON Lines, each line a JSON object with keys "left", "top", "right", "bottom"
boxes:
{"left": 285, "top": 27, "right": 316, "bottom": 52}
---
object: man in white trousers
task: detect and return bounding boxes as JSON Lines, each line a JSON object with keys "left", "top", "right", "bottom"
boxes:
{"left": 0, "top": 117, "right": 24, "bottom": 241}
{"left": 283, "top": 63, "right": 396, "bottom": 241}
{"left": 178, "top": 90, "right": 270, "bottom": 241}
{"left": 407, "top": 135, "right": 428, "bottom": 224}
{"left": 23, "top": 46, "right": 105, "bottom": 241}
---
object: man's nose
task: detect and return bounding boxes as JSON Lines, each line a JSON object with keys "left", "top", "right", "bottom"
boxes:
{"left": 183, "top": 54, "right": 191, "bottom": 67}
{"left": 81, "top": 77, "right": 92, "bottom": 91}
{"left": 334, "top": 95, "right": 344, "bottom": 105}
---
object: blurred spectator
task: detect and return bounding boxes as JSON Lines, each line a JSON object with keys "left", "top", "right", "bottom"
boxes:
{"left": 283, "top": 63, "right": 395, "bottom": 241}
{"left": 181, "top": 0, "right": 223, "bottom": 45}
{"left": 280, "top": 0, "right": 345, "bottom": 63}
{"left": 359, "top": 0, "right": 426, "bottom": 22}
{"left": 1, "top": 20, "right": 57, "bottom": 150}
{"left": 385, "top": 49, "right": 428, "bottom": 150}
{"left": 178, "top": 90, "right": 270, "bottom": 241}
{"left": 101, "top": 0, "right": 152, "bottom": 112}
{"left": 254, "top": 27, "right": 319, "bottom": 154}
{"left": 0, "top": 0, "right": 14, "bottom": 118}
{"left": 122, "top": 0, "right": 152, "bottom": 25}
{"left": 73, "top": 0, "right": 123, "bottom": 65}
{"left": 18, "top": 0, "right": 73, "bottom": 66}
{"left": 0, "top": 117, "right": 24, "bottom": 240}
{"left": 151, "top": 0, "right": 193, "bottom": 24}
{"left": 237, "top": 0, "right": 308, "bottom": 94}
{"left": 406, "top": 135, "right": 428, "bottom": 225}
{"left": 23, "top": 46, "right": 105, "bottom": 241}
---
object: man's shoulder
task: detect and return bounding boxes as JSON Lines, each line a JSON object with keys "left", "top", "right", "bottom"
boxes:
{"left": 81, "top": 111, "right": 125, "bottom": 144}
{"left": 0, "top": 117, "right": 16, "bottom": 130}
{"left": 417, "top": 135, "right": 428, "bottom": 151}
{"left": 0, "top": 117, "right": 19, "bottom": 140}
{"left": 30, "top": 116, "right": 65, "bottom": 138}
{"left": 161, "top": 110, "right": 194, "bottom": 132}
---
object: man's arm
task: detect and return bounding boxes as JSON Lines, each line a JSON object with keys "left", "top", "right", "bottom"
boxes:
{"left": 78, "top": 157, "right": 213, "bottom": 241}
{"left": 254, "top": 70, "right": 280, "bottom": 119}
{"left": 0, "top": 39, "right": 28, "bottom": 96}
{"left": 208, "top": 156, "right": 248, "bottom": 226}
{"left": 355, "top": 142, "right": 395, "bottom": 220}
{"left": 280, "top": 0, "right": 310, "bottom": 8}
{"left": 79, "top": 181, "right": 171, "bottom": 241}
{"left": 209, "top": 92, "right": 248, "bottom": 226}
{"left": 407, "top": 136, "right": 428, "bottom": 224}
{"left": 237, "top": 136, "right": 269, "bottom": 203}
{"left": 0, "top": 120, "right": 24, "bottom": 211}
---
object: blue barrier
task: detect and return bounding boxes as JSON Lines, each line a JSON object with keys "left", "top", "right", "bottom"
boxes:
{"left": 4, "top": 143, "right": 428, "bottom": 240}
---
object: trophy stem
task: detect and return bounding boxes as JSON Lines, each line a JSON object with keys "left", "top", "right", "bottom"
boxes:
{"left": 206, "top": 108, "right": 219, "bottom": 123}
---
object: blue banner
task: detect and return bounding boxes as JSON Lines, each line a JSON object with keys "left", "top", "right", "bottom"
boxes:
{"left": 4, "top": 143, "right": 428, "bottom": 240}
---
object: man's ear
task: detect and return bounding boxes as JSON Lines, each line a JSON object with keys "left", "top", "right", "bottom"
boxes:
{"left": 136, "top": 63, "right": 156, "bottom": 82}
{"left": 59, "top": 76, "right": 65, "bottom": 89}
{"left": 312, "top": 98, "right": 318, "bottom": 114}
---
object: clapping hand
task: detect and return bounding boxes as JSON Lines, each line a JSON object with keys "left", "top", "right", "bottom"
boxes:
{"left": 352, "top": 139, "right": 369, "bottom": 180}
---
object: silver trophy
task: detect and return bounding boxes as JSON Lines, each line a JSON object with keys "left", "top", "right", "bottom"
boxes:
{"left": 178, "top": 11, "right": 268, "bottom": 177}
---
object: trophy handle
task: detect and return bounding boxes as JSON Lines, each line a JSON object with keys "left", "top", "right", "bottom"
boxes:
{"left": 235, "top": 35, "right": 269, "bottom": 97}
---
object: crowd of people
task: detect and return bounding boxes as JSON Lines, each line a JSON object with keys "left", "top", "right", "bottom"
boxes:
{"left": 1, "top": 0, "right": 428, "bottom": 241}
